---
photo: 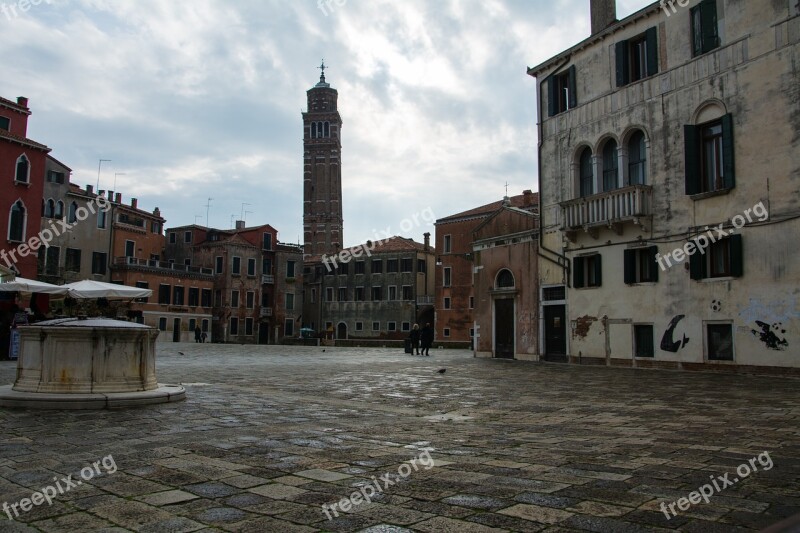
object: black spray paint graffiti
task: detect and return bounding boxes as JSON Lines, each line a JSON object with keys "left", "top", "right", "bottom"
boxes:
{"left": 661, "top": 315, "right": 690, "bottom": 353}
{"left": 751, "top": 321, "right": 789, "bottom": 351}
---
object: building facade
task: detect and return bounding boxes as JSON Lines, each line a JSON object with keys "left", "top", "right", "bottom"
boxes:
{"left": 528, "top": 0, "right": 800, "bottom": 370}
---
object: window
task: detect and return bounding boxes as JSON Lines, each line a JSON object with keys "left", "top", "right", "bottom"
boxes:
{"left": 372, "top": 321, "right": 380, "bottom": 331}
{"left": 616, "top": 28, "right": 658, "bottom": 86}
{"left": 338, "top": 287, "right": 347, "bottom": 301}
{"left": 158, "top": 317, "right": 167, "bottom": 331}
{"left": 443, "top": 267, "right": 452, "bottom": 287}
{"left": 245, "top": 317, "right": 254, "bottom": 336}
{"left": 573, "top": 255, "right": 602, "bottom": 288}
{"left": 707, "top": 323, "right": 733, "bottom": 360}
{"left": 8, "top": 200, "right": 26, "bottom": 241}
{"left": 215, "top": 256, "right": 223, "bottom": 274}
{"left": 371, "top": 286, "right": 382, "bottom": 301}
{"left": 42, "top": 246, "right": 59, "bottom": 276}
{"left": 184, "top": 258, "right": 191, "bottom": 268}
{"left": 547, "top": 66, "right": 576, "bottom": 117}
{"left": 181, "top": 231, "right": 190, "bottom": 243}
{"left": 230, "top": 317, "right": 239, "bottom": 336}
{"left": 47, "top": 171, "right": 65, "bottom": 184}
{"left": 685, "top": 115, "right": 735, "bottom": 195}
{"left": 284, "top": 318, "right": 294, "bottom": 337}
{"left": 402, "top": 285, "right": 412, "bottom": 300}
{"left": 444, "top": 297, "right": 451, "bottom": 309}
{"left": 388, "top": 322, "right": 397, "bottom": 332}
{"left": 262, "top": 257, "right": 272, "bottom": 275}
{"left": 151, "top": 222, "right": 161, "bottom": 234}
{"left": 444, "top": 328, "right": 451, "bottom": 338}
{"left": 469, "top": 296, "right": 475, "bottom": 309}
{"left": 602, "top": 140, "right": 618, "bottom": 192}
{"left": 158, "top": 284, "right": 171, "bottom": 305}
{"left": 401, "top": 258, "right": 413, "bottom": 272}
{"left": 169, "top": 232, "right": 176, "bottom": 244}
{"left": 173, "top": 286, "right": 185, "bottom": 306}
{"left": 189, "top": 288, "right": 200, "bottom": 307}
{"left": 54, "top": 201, "right": 64, "bottom": 219}
{"left": 247, "top": 258, "right": 256, "bottom": 276}
{"left": 387, "top": 259, "right": 399, "bottom": 273}
{"left": 245, "top": 291, "right": 254, "bottom": 309}
{"left": 634, "top": 325, "right": 655, "bottom": 357}
{"left": 355, "top": 322, "right": 364, "bottom": 331}
{"left": 44, "top": 199, "right": 54, "bottom": 218}
{"left": 263, "top": 233, "right": 272, "bottom": 250}
{"left": 0, "top": 116, "right": 8, "bottom": 131}
{"left": 65, "top": 248, "right": 81, "bottom": 272}
{"left": 371, "top": 259, "right": 383, "bottom": 274}
{"left": 202, "top": 319, "right": 209, "bottom": 332}
{"left": 310, "top": 288, "right": 316, "bottom": 303}
{"left": 326, "top": 287, "right": 334, "bottom": 301}
{"left": 286, "top": 293, "right": 294, "bottom": 310}
{"left": 135, "top": 281, "right": 149, "bottom": 303}
{"left": 338, "top": 262, "right": 349, "bottom": 275}
{"left": 90, "top": 252, "right": 107, "bottom": 275}
{"left": 443, "top": 235, "right": 452, "bottom": 253}
{"left": 496, "top": 269, "right": 515, "bottom": 288}
{"left": 355, "top": 287, "right": 365, "bottom": 301}
{"left": 579, "top": 148, "right": 593, "bottom": 197}
{"left": 690, "top": 235, "right": 743, "bottom": 280}
{"left": 261, "top": 290, "right": 270, "bottom": 307}
{"left": 624, "top": 246, "right": 659, "bottom": 284}
{"left": 287, "top": 260, "right": 296, "bottom": 278}
{"left": 201, "top": 289, "right": 212, "bottom": 308}
{"left": 628, "top": 131, "right": 647, "bottom": 185}
{"left": 97, "top": 209, "right": 107, "bottom": 229}
{"left": 230, "top": 290, "right": 239, "bottom": 307}
{"left": 692, "top": 0, "right": 719, "bottom": 57}
{"left": 402, "top": 322, "right": 411, "bottom": 332}
{"left": 15, "top": 154, "right": 29, "bottom": 183}
{"left": 388, "top": 286, "right": 397, "bottom": 301}
{"left": 68, "top": 202, "right": 78, "bottom": 223}
{"left": 417, "top": 259, "right": 426, "bottom": 273}
{"left": 355, "top": 261, "right": 366, "bottom": 274}
{"left": 232, "top": 256, "right": 241, "bottom": 275}
{"left": 125, "top": 240, "right": 135, "bottom": 258}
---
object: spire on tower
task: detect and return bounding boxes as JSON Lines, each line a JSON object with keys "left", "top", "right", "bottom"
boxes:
{"left": 315, "top": 60, "right": 330, "bottom": 88}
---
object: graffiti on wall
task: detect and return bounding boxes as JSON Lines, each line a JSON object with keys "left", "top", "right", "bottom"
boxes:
{"left": 752, "top": 321, "right": 789, "bottom": 351}
{"left": 661, "top": 314, "right": 690, "bottom": 353}
{"left": 739, "top": 297, "right": 797, "bottom": 351}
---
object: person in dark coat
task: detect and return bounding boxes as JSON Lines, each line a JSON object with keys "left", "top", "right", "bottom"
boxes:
{"left": 194, "top": 326, "right": 202, "bottom": 343}
{"left": 420, "top": 323, "right": 434, "bottom": 356}
{"left": 409, "top": 323, "right": 421, "bottom": 355}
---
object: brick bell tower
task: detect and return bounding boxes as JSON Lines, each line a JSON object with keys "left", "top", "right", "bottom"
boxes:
{"left": 303, "top": 61, "right": 343, "bottom": 257}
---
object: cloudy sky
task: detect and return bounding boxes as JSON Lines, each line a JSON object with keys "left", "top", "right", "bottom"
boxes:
{"left": 3, "top": 0, "right": 650, "bottom": 247}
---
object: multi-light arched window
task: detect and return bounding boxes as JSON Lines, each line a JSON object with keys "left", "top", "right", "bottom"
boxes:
{"left": 8, "top": 200, "right": 26, "bottom": 242}
{"left": 15, "top": 154, "right": 30, "bottom": 183}
{"left": 579, "top": 148, "right": 593, "bottom": 197}
{"left": 68, "top": 202, "right": 78, "bottom": 223}
{"left": 55, "top": 200, "right": 64, "bottom": 219}
{"left": 496, "top": 269, "right": 515, "bottom": 289}
{"left": 310, "top": 121, "right": 331, "bottom": 139}
{"left": 44, "top": 199, "right": 55, "bottom": 218}
{"left": 628, "top": 130, "right": 647, "bottom": 185}
{"left": 602, "top": 139, "right": 618, "bottom": 192}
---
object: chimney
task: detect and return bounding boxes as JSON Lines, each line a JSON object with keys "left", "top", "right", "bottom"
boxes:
{"left": 523, "top": 189, "right": 533, "bottom": 207}
{"left": 86, "top": 184, "right": 93, "bottom": 194}
{"left": 153, "top": 207, "right": 161, "bottom": 217}
{"left": 99, "top": 189, "right": 105, "bottom": 197}
{"left": 115, "top": 193, "right": 122, "bottom": 204}
{"left": 235, "top": 220, "right": 245, "bottom": 230}
{"left": 16, "top": 96, "right": 28, "bottom": 108}
{"left": 131, "top": 198, "right": 138, "bottom": 209}
{"left": 423, "top": 232, "right": 430, "bottom": 251}
{"left": 590, "top": 0, "right": 616, "bottom": 35}
{"left": 108, "top": 190, "right": 114, "bottom": 202}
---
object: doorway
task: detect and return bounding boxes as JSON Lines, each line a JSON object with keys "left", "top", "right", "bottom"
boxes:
{"left": 494, "top": 298, "right": 514, "bottom": 358}
{"left": 544, "top": 305, "right": 567, "bottom": 362}
{"left": 258, "top": 323, "right": 269, "bottom": 345}
{"left": 172, "top": 318, "right": 181, "bottom": 342}
{"left": 337, "top": 322, "right": 348, "bottom": 341}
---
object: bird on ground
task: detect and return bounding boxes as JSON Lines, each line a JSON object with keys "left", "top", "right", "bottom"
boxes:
{"left": 178, "top": 351, "right": 185, "bottom": 355}
{"left": 437, "top": 368, "right": 446, "bottom": 374}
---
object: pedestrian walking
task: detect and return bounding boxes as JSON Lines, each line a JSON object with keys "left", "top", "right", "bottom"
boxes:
{"left": 194, "top": 326, "right": 202, "bottom": 343}
{"left": 421, "top": 323, "right": 434, "bottom": 356}
{"left": 410, "top": 323, "right": 421, "bottom": 355}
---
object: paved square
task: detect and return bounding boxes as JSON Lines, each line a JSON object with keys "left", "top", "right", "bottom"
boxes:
{"left": 0, "top": 345, "right": 798, "bottom": 532}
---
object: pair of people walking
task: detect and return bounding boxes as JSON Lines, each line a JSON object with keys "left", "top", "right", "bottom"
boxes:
{"left": 410, "top": 323, "right": 434, "bottom": 356}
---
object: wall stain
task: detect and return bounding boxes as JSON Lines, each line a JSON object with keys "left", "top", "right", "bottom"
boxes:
{"left": 573, "top": 315, "right": 596, "bottom": 339}
{"left": 661, "top": 314, "right": 690, "bottom": 353}
{"left": 751, "top": 321, "right": 789, "bottom": 351}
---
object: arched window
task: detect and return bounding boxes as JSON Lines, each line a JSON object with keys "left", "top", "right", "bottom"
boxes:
{"left": 324, "top": 121, "right": 330, "bottom": 137}
{"left": 8, "top": 201, "right": 26, "bottom": 242}
{"left": 628, "top": 130, "right": 646, "bottom": 185}
{"left": 45, "top": 199, "right": 55, "bottom": 218}
{"left": 15, "top": 154, "right": 30, "bottom": 183}
{"left": 602, "top": 140, "right": 618, "bottom": 191}
{"left": 496, "top": 269, "right": 515, "bottom": 288}
{"left": 311, "top": 122, "right": 317, "bottom": 138}
{"left": 55, "top": 200, "right": 64, "bottom": 219}
{"left": 579, "top": 148, "right": 593, "bottom": 197}
{"left": 68, "top": 202, "right": 78, "bottom": 223}
{"left": 97, "top": 208, "right": 107, "bottom": 229}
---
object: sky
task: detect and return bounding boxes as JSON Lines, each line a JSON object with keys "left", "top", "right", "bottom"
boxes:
{"left": 2, "top": 0, "right": 651, "bottom": 247}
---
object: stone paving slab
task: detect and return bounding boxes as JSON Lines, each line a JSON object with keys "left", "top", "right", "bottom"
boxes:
{"left": 0, "top": 344, "right": 798, "bottom": 531}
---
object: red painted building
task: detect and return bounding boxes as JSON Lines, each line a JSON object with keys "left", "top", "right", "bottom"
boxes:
{"left": 0, "top": 96, "right": 51, "bottom": 279}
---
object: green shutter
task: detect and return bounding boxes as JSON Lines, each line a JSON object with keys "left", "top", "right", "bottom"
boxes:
{"left": 684, "top": 124, "right": 700, "bottom": 195}
{"left": 568, "top": 65, "right": 577, "bottom": 110}
{"left": 573, "top": 257, "right": 584, "bottom": 288}
{"left": 646, "top": 27, "right": 659, "bottom": 77}
{"left": 593, "top": 255, "right": 602, "bottom": 287}
{"left": 624, "top": 249, "right": 636, "bottom": 284}
{"left": 547, "top": 76, "right": 557, "bottom": 117}
{"left": 690, "top": 249, "right": 705, "bottom": 280}
{"left": 649, "top": 246, "right": 660, "bottom": 282}
{"left": 721, "top": 113, "right": 735, "bottom": 189}
{"left": 615, "top": 41, "right": 629, "bottom": 87}
{"left": 729, "top": 234, "right": 743, "bottom": 277}
{"left": 700, "top": 0, "right": 719, "bottom": 53}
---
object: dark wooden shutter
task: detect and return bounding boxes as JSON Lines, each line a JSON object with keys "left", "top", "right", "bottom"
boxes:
{"left": 646, "top": 27, "right": 659, "bottom": 77}
{"left": 567, "top": 65, "right": 577, "bottom": 110}
{"left": 649, "top": 246, "right": 660, "bottom": 282}
{"left": 690, "top": 249, "right": 705, "bottom": 280}
{"left": 700, "top": 0, "right": 719, "bottom": 53}
{"left": 721, "top": 113, "right": 735, "bottom": 189}
{"left": 729, "top": 234, "right": 743, "bottom": 277}
{"left": 684, "top": 124, "right": 700, "bottom": 195}
{"left": 547, "top": 76, "right": 557, "bottom": 117}
{"left": 593, "top": 255, "right": 602, "bottom": 286}
{"left": 615, "top": 41, "right": 629, "bottom": 87}
{"left": 573, "top": 257, "right": 584, "bottom": 288}
{"left": 624, "top": 249, "right": 636, "bottom": 284}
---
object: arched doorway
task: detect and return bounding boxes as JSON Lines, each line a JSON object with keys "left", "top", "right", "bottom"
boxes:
{"left": 337, "top": 322, "right": 348, "bottom": 340}
{"left": 494, "top": 269, "right": 516, "bottom": 359}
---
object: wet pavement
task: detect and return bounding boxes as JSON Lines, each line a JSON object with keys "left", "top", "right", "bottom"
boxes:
{"left": 0, "top": 344, "right": 798, "bottom": 532}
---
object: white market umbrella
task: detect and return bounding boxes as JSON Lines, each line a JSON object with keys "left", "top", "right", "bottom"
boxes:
{"left": 63, "top": 280, "right": 152, "bottom": 300}
{"left": 0, "top": 277, "right": 69, "bottom": 295}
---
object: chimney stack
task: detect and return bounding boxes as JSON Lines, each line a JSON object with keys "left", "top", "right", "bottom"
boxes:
{"left": 115, "top": 193, "right": 122, "bottom": 204}
{"left": 235, "top": 220, "right": 246, "bottom": 230}
{"left": 131, "top": 198, "right": 138, "bottom": 209}
{"left": 423, "top": 232, "right": 431, "bottom": 251}
{"left": 86, "top": 184, "right": 93, "bottom": 195}
{"left": 16, "top": 96, "right": 28, "bottom": 108}
{"left": 590, "top": 0, "right": 617, "bottom": 35}
{"left": 523, "top": 189, "right": 533, "bottom": 207}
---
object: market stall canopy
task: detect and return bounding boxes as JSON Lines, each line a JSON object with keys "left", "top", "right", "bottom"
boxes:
{"left": 0, "top": 277, "right": 69, "bottom": 295}
{"left": 63, "top": 280, "right": 153, "bottom": 300}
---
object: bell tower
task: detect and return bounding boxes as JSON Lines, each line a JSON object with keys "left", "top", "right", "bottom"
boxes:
{"left": 303, "top": 61, "right": 343, "bottom": 257}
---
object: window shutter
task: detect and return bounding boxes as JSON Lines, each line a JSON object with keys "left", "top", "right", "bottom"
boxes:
{"left": 721, "top": 113, "right": 735, "bottom": 189}
{"left": 729, "top": 234, "right": 743, "bottom": 277}
{"left": 684, "top": 124, "right": 700, "bottom": 195}
{"left": 649, "top": 246, "right": 660, "bottom": 282}
{"left": 689, "top": 249, "right": 705, "bottom": 280}
{"left": 645, "top": 27, "right": 659, "bottom": 77}
{"left": 567, "top": 65, "right": 577, "bottom": 110}
{"left": 593, "top": 255, "right": 602, "bottom": 286}
{"left": 624, "top": 249, "right": 636, "bottom": 284}
{"left": 547, "top": 76, "right": 557, "bottom": 117}
{"left": 615, "top": 41, "right": 629, "bottom": 87}
{"left": 573, "top": 257, "right": 584, "bottom": 288}
{"left": 700, "top": 0, "right": 719, "bottom": 53}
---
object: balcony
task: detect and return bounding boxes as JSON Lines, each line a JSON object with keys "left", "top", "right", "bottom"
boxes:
{"left": 560, "top": 185, "right": 652, "bottom": 241}
{"left": 262, "top": 274, "right": 275, "bottom": 284}
{"left": 260, "top": 307, "right": 273, "bottom": 317}
{"left": 113, "top": 257, "right": 214, "bottom": 277}
{"left": 417, "top": 296, "right": 435, "bottom": 306}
